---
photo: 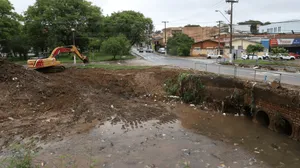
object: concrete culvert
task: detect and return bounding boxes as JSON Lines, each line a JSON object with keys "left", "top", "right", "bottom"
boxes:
{"left": 275, "top": 118, "right": 293, "bottom": 136}
{"left": 256, "top": 111, "right": 270, "bottom": 127}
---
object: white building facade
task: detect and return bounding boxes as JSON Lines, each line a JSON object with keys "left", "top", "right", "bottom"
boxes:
{"left": 259, "top": 20, "right": 300, "bottom": 34}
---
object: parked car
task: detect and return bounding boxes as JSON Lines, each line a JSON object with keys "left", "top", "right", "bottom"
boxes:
{"left": 241, "top": 54, "right": 265, "bottom": 60}
{"left": 289, "top": 52, "right": 300, "bottom": 59}
{"left": 280, "top": 55, "right": 296, "bottom": 60}
{"left": 158, "top": 48, "right": 166, "bottom": 54}
{"left": 207, "top": 54, "right": 223, "bottom": 59}
{"left": 146, "top": 48, "right": 154, "bottom": 53}
{"left": 138, "top": 47, "right": 144, "bottom": 53}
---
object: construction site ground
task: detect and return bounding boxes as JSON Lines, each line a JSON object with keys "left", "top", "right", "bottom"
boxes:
{"left": 1, "top": 59, "right": 300, "bottom": 168}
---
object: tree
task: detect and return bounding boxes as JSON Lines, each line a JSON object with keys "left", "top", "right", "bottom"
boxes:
{"left": 184, "top": 24, "right": 200, "bottom": 27}
{"left": 263, "top": 22, "right": 271, "bottom": 25}
{"left": 271, "top": 47, "right": 288, "bottom": 57}
{"left": 238, "top": 20, "right": 263, "bottom": 34}
{"left": 104, "top": 11, "right": 153, "bottom": 45}
{"left": 167, "top": 33, "right": 194, "bottom": 56}
{"left": 101, "top": 35, "right": 130, "bottom": 59}
{"left": 246, "top": 44, "right": 264, "bottom": 54}
{"left": 24, "top": 0, "right": 103, "bottom": 53}
{"left": 0, "top": 0, "right": 22, "bottom": 54}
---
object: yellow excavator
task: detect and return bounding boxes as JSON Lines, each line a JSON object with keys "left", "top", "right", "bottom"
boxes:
{"left": 27, "top": 45, "right": 89, "bottom": 73}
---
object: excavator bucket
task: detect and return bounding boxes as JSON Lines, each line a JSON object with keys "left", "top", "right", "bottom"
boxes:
{"left": 83, "top": 56, "right": 89, "bottom": 64}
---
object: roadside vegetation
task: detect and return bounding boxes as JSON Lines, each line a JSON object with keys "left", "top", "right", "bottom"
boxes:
{"left": 167, "top": 33, "right": 194, "bottom": 56}
{"left": 165, "top": 73, "right": 206, "bottom": 103}
{"left": 0, "top": 0, "right": 153, "bottom": 62}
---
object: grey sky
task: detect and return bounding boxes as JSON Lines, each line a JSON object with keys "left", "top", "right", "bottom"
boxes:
{"left": 10, "top": 0, "right": 300, "bottom": 30}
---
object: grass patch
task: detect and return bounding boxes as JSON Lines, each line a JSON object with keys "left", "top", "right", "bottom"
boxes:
{"left": 57, "top": 52, "right": 136, "bottom": 63}
{"left": 78, "top": 64, "right": 151, "bottom": 70}
{"left": 0, "top": 144, "right": 36, "bottom": 168}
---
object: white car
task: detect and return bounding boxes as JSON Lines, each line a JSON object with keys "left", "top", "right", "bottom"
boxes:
{"left": 280, "top": 55, "right": 295, "bottom": 60}
{"left": 241, "top": 54, "right": 265, "bottom": 60}
{"left": 158, "top": 48, "right": 166, "bottom": 54}
{"left": 207, "top": 54, "right": 223, "bottom": 59}
{"left": 146, "top": 48, "right": 154, "bottom": 53}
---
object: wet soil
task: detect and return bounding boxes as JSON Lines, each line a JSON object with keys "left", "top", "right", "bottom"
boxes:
{"left": 1, "top": 59, "right": 300, "bottom": 168}
{"left": 0, "top": 59, "right": 181, "bottom": 148}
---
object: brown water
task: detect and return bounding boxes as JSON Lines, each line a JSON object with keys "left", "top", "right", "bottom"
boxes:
{"left": 174, "top": 104, "right": 300, "bottom": 168}
{"left": 34, "top": 104, "right": 300, "bottom": 168}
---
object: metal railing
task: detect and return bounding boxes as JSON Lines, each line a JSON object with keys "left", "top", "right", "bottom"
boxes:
{"left": 194, "top": 62, "right": 300, "bottom": 85}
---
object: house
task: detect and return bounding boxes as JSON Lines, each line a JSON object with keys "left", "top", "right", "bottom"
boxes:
{"left": 162, "top": 26, "right": 219, "bottom": 45}
{"left": 191, "top": 39, "right": 225, "bottom": 57}
{"left": 225, "top": 39, "right": 262, "bottom": 57}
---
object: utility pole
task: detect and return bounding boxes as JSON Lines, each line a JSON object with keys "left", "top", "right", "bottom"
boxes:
{"left": 162, "top": 21, "right": 169, "bottom": 55}
{"left": 217, "top": 21, "right": 222, "bottom": 55}
{"left": 226, "top": 0, "right": 239, "bottom": 62}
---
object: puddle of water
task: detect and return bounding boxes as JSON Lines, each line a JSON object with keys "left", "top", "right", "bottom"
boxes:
{"left": 35, "top": 119, "right": 267, "bottom": 168}
{"left": 174, "top": 104, "right": 300, "bottom": 168}
{"left": 33, "top": 103, "right": 300, "bottom": 168}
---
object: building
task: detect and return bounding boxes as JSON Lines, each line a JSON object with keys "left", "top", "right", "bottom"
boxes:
{"left": 269, "top": 38, "right": 300, "bottom": 54}
{"left": 162, "top": 26, "right": 218, "bottom": 44}
{"left": 182, "top": 26, "right": 218, "bottom": 42}
{"left": 190, "top": 39, "right": 224, "bottom": 57}
{"left": 259, "top": 20, "right": 300, "bottom": 34}
{"left": 225, "top": 39, "right": 262, "bottom": 57}
{"left": 232, "top": 24, "right": 252, "bottom": 33}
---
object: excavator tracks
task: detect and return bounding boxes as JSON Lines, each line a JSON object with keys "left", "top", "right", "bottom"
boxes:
{"left": 36, "top": 66, "right": 66, "bottom": 73}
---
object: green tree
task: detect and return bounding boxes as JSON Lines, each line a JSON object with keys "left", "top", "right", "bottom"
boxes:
{"left": 0, "top": 0, "right": 22, "bottom": 54}
{"left": 246, "top": 44, "right": 264, "bottom": 54}
{"left": 104, "top": 11, "right": 153, "bottom": 45}
{"left": 88, "top": 38, "right": 101, "bottom": 52}
{"left": 238, "top": 20, "right": 263, "bottom": 34}
{"left": 271, "top": 47, "right": 288, "bottom": 57}
{"left": 184, "top": 24, "right": 200, "bottom": 27}
{"left": 101, "top": 35, "right": 130, "bottom": 59}
{"left": 167, "top": 33, "right": 194, "bottom": 56}
{"left": 24, "top": 0, "right": 103, "bottom": 53}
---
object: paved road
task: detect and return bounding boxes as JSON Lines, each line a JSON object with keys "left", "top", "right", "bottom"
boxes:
{"left": 132, "top": 49, "right": 300, "bottom": 86}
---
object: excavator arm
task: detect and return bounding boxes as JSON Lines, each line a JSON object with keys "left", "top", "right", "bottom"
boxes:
{"left": 49, "top": 45, "right": 89, "bottom": 63}
{"left": 27, "top": 45, "right": 89, "bottom": 72}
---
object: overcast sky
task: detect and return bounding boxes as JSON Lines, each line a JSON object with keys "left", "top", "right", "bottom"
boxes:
{"left": 10, "top": 0, "right": 300, "bottom": 30}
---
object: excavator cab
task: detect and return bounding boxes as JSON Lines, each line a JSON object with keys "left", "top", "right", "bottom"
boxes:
{"left": 27, "top": 45, "right": 89, "bottom": 73}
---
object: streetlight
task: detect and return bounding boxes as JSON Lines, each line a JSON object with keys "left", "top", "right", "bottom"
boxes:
{"left": 71, "top": 28, "right": 76, "bottom": 46}
{"left": 71, "top": 28, "right": 76, "bottom": 64}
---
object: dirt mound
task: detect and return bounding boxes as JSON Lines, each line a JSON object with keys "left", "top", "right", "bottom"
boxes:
{"left": 0, "top": 64, "right": 180, "bottom": 148}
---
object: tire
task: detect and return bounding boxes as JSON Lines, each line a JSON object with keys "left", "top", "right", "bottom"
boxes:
{"left": 291, "top": 58, "right": 295, "bottom": 60}
{"left": 218, "top": 56, "right": 222, "bottom": 59}
{"left": 207, "top": 57, "right": 211, "bottom": 59}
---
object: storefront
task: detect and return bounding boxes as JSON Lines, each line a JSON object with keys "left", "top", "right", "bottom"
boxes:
{"left": 270, "top": 38, "right": 300, "bottom": 54}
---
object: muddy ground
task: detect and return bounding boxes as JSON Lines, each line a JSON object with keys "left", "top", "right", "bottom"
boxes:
{"left": 1, "top": 59, "right": 300, "bottom": 168}
{"left": 0, "top": 59, "right": 182, "bottom": 147}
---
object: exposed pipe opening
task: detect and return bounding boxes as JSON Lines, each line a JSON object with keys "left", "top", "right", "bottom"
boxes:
{"left": 275, "top": 118, "right": 293, "bottom": 136}
{"left": 243, "top": 106, "right": 253, "bottom": 118}
{"left": 256, "top": 111, "right": 270, "bottom": 127}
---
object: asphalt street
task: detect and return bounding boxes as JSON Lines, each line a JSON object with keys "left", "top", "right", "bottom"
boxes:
{"left": 132, "top": 49, "right": 300, "bottom": 86}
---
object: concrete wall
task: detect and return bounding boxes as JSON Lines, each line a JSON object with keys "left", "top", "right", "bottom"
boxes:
{"left": 182, "top": 74, "right": 300, "bottom": 140}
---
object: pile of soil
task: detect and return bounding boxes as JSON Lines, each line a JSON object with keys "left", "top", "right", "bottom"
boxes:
{"left": 0, "top": 60, "right": 181, "bottom": 147}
